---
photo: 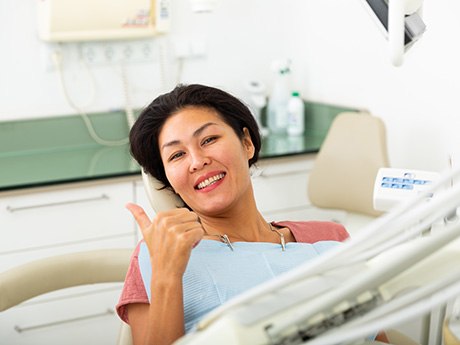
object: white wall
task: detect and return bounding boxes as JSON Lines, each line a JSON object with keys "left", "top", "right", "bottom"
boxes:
{"left": 1, "top": 0, "right": 459, "bottom": 172}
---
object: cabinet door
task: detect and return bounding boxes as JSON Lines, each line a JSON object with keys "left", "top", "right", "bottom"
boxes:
{"left": 252, "top": 156, "right": 313, "bottom": 216}
{"left": 252, "top": 155, "right": 348, "bottom": 223}
{"left": 0, "top": 285, "right": 123, "bottom": 345}
{"left": 0, "top": 182, "right": 134, "bottom": 256}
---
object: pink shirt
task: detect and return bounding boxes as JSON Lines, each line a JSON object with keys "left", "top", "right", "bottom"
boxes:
{"left": 116, "top": 220, "right": 349, "bottom": 323}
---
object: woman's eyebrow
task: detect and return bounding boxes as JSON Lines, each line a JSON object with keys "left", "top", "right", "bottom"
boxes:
{"left": 193, "top": 122, "right": 218, "bottom": 138}
{"left": 161, "top": 122, "right": 218, "bottom": 151}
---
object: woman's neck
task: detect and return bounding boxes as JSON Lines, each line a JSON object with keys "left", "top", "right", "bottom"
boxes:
{"left": 196, "top": 183, "right": 280, "bottom": 243}
{"left": 199, "top": 211, "right": 269, "bottom": 242}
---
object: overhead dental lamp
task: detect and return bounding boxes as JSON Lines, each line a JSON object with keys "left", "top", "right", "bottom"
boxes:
{"left": 363, "top": 0, "right": 426, "bottom": 66}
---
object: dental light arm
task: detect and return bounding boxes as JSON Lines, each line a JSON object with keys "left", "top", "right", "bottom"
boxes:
{"left": 363, "top": 0, "right": 426, "bottom": 67}
{"left": 174, "top": 167, "right": 460, "bottom": 345}
{"left": 389, "top": 0, "right": 424, "bottom": 66}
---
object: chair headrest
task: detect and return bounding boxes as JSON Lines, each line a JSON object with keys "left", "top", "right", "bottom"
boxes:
{"left": 141, "top": 171, "right": 185, "bottom": 212}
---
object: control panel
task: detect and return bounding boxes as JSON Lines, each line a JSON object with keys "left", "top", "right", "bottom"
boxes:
{"left": 373, "top": 167, "right": 440, "bottom": 212}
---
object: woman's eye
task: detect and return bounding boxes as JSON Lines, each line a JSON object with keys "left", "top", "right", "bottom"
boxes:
{"left": 169, "top": 151, "right": 185, "bottom": 161}
{"left": 202, "top": 136, "right": 217, "bottom": 145}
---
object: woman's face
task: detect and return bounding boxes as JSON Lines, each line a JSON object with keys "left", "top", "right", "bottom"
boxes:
{"left": 158, "top": 107, "right": 255, "bottom": 215}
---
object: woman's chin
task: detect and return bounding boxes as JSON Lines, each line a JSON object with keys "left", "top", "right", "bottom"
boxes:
{"left": 195, "top": 201, "right": 232, "bottom": 216}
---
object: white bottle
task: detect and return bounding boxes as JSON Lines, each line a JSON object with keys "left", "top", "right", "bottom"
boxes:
{"left": 267, "top": 61, "right": 291, "bottom": 134}
{"left": 287, "top": 91, "right": 305, "bottom": 136}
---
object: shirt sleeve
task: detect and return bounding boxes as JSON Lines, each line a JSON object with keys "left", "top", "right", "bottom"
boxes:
{"left": 116, "top": 241, "right": 149, "bottom": 324}
{"left": 273, "top": 220, "right": 350, "bottom": 243}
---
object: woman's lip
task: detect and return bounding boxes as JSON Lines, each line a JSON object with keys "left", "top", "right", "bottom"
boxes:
{"left": 194, "top": 171, "right": 226, "bottom": 188}
{"left": 195, "top": 174, "right": 225, "bottom": 193}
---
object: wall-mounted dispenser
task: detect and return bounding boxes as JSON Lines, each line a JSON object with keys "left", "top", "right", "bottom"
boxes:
{"left": 37, "top": 0, "right": 171, "bottom": 42}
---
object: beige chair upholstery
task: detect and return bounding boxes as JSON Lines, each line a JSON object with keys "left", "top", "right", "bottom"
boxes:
{"left": 444, "top": 319, "right": 460, "bottom": 345}
{"left": 0, "top": 249, "right": 133, "bottom": 345}
{"left": 385, "top": 329, "right": 421, "bottom": 345}
{"left": 142, "top": 170, "right": 184, "bottom": 211}
{"left": 307, "top": 112, "right": 390, "bottom": 232}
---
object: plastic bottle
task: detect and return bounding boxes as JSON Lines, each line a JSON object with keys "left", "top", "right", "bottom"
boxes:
{"left": 287, "top": 91, "right": 305, "bottom": 136}
{"left": 267, "top": 61, "right": 291, "bottom": 134}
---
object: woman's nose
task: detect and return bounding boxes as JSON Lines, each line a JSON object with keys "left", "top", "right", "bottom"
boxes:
{"left": 189, "top": 151, "right": 211, "bottom": 172}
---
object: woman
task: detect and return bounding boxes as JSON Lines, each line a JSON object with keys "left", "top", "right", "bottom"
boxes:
{"left": 116, "top": 84, "right": 381, "bottom": 345}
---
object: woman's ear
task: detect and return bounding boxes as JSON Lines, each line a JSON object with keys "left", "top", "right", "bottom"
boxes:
{"left": 242, "top": 128, "right": 255, "bottom": 160}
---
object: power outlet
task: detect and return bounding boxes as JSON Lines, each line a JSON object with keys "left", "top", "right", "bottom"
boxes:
{"left": 41, "top": 43, "right": 66, "bottom": 71}
{"left": 41, "top": 40, "right": 158, "bottom": 72}
{"left": 79, "top": 41, "right": 157, "bottom": 65}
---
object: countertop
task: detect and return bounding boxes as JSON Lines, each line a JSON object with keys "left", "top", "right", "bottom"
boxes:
{"left": 0, "top": 101, "right": 357, "bottom": 192}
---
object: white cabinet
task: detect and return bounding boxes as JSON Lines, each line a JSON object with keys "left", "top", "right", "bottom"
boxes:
{"left": 252, "top": 154, "right": 347, "bottom": 224}
{"left": 252, "top": 156, "right": 313, "bottom": 215}
{"left": 0, "top": 178, "right": 139, "bottom": 345}
{"left": 0, "top": 181, "right": 136, "bottom": 268}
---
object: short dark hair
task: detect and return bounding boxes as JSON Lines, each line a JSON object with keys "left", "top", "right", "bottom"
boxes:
{"left": 129, "top": 84, "right": 261, "bottom": 190}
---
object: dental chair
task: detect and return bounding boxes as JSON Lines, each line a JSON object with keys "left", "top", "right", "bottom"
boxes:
{"left": 307, "top": 112, "right": 390, "bottom": 234}
{"left": 0, "top": 249, "right": 133, "bottom": 345}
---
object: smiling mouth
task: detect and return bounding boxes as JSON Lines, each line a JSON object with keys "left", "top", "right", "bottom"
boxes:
{"left": 195, "top": 173, "right": 226, "bottom": 190}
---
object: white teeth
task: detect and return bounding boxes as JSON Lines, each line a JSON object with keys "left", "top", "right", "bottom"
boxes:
{"left": 197, "top": 173, "right": 225, "bottom": 190}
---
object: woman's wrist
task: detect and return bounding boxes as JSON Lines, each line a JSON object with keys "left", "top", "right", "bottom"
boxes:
{"left": 151, "top": 273, "right": 183, "bottom": 292}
